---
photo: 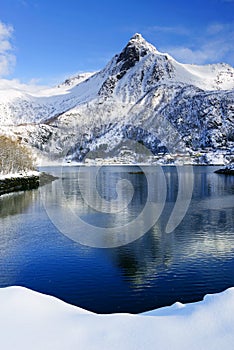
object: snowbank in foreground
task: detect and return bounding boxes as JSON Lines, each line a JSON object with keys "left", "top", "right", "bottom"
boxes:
{"left": 0, "top": 287, "right": 234, "bottom": 350}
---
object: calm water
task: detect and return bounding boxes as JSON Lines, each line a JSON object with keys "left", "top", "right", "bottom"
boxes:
{"left": 0, "top": 165, "right": 233, "bottom": 313}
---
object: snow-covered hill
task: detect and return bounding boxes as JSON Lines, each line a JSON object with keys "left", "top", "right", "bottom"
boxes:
{"left": 0, "top": 33, "right": 233, "bottom": 164}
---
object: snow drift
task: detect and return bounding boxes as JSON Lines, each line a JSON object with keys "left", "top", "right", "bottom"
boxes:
{"left": 0, "top": 286, "right": 234, "bottom": 350}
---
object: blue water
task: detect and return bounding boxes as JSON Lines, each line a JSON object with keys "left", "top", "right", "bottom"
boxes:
{"left": 0, "top": 165, "right": 233, "bottom": 313}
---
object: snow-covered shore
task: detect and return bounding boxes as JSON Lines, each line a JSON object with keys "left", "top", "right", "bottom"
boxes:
{"left": 0, "top": 286, "right": 234, "bottom": 350}
{"left": 0, "top": 171, "right": 60, "bottom": 196}
{"left": 0, "top": 171, "right": 40, "bottom": 196}
{"left": 0, "top": 170, "right": 40, "bottom": 181}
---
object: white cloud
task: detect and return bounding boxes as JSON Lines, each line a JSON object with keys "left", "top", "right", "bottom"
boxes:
{"left": 206, "top": 24, "right": 224, "bottom": 35}
{"left": 0, "top": 21, "right": 13, "bottom": 39}
{"left": 162, "top": 22, "right": 234, "bottom": 65}
{"left": 145, "top": 25, "right": 190, "bottom": 36}
{"left": 0, "top": 21, "right": 15, "bottom": 76}
{"left": 0, "top": 77, "right": 51, "bottom": 93}
{"left": 164, "top": 47, "right": 209, "bottom": 64}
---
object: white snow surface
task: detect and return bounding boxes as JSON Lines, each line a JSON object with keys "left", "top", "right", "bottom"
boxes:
{"left": 0, "top": 170, "right": 40, "bottom": 180}
{"left": 0, "top": 286, "right": 234, "bottom": 350}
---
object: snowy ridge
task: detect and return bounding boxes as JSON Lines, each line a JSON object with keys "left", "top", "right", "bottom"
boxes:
{"left": 57, "top": 72, "right": 96, "bottom": 88}
{"left": 0, "top": 286, "right": 234, "bottom": 350}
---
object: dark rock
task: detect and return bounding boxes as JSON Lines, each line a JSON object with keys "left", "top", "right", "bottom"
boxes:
{"left": 116, "top": 34, "right": 148, "bottom": 75}
{"left": 128, "top": 171, "right": 144, "bottom": 174}
{"left": 0, "top": 175, "right": 40, "bottom": 196}
{"left": 0, "top": 172, "right": 58, "bottom": 196}
{"left": 214, "top": 164, "right": 234, "bottom": 175}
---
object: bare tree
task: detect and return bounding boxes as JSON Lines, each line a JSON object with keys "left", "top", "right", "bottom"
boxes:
{"left": 0, "top": 136, "right": 36, "bottom": 175}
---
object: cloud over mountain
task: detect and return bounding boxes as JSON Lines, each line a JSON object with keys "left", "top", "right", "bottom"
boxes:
{"left": 0, "top": 21, "right": 15, "bottom": 77}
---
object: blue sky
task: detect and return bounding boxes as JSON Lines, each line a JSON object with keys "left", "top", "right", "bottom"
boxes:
{"left": 0, "top": 0, "right": 234, "bottom": 85}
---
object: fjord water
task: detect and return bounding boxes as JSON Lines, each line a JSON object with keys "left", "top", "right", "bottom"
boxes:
{"left": 0, "top": 166, "right": 233, "bottom": 313}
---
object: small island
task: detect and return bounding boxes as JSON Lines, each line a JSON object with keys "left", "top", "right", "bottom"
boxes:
{"left": 215, "top": 164, "right": 234, "bottom": 175}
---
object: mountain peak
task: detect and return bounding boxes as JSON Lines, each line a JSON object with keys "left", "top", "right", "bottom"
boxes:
{"left": 128, "top": 33, "right": 157, "bottom": 51}
{"left": 130, "top": 33, "right": 144, "bottom": 41}
{"left": 115, "top": 33, "right": 156, "bottom": 74}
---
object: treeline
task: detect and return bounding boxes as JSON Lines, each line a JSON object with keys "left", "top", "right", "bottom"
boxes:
{"left": 0, "top": 135, "right": 36, "bottom": 175}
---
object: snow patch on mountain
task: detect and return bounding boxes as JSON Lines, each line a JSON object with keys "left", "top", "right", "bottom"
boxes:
{"left": 57, "top": 72, "right": 96, "bottom": 88}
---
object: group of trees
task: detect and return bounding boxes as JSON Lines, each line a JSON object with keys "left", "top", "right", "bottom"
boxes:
{"left": 0, "top": 135, "right": 35, "bottom": 175}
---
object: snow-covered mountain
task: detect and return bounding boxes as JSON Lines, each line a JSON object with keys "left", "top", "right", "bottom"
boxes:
{"left": 0, "top": 33, "right": 233, "bottom": 164}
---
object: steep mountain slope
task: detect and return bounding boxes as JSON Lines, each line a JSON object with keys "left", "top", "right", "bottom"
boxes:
{"left": 0, "top": 33, "right": 233, "bottom": 164}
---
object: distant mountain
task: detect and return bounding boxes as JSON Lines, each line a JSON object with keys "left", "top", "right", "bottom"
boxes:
{"left": 0, "top": 33, "right": 233, "bottom": 164}
{"left": 57, "top": 72, "right": 96, "bottom": 88}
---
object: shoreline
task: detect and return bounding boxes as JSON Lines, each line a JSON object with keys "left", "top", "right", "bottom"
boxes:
{"left": 0, "top": 172, "right": 40, "bottom": 196}
{"left": 0, "top": 163, "right": 231, "bottom": 197}
{"left": 40, "top": 161, "right": 226, "bottom": 167}
{"left": 0, "top": 171, "right": 58, "bottom": 196}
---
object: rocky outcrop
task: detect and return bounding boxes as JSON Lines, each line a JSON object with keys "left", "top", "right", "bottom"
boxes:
{"left": 0, "top": 175, "right": 40, "bottom": 196}
{"left": 0, "top": 172, "right": 58, "bottom": 196}
{"left": 215, "top": 164, "right": 234, "bottom": 175}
